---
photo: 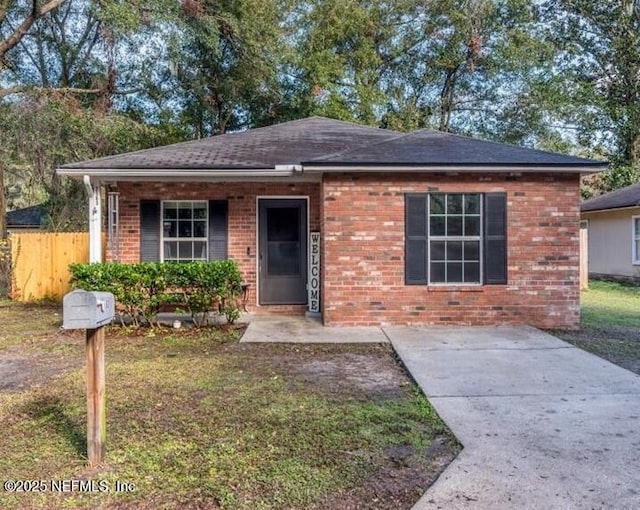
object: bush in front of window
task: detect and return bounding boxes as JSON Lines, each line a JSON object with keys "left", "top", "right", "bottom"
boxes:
{"left": 68, "top": 260, "right": 243, "bottom": 327}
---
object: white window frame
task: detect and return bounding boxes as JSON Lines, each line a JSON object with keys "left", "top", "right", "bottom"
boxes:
{"left": 427, "top": 193, "right": 483, "bottom": 285}
{"left": 633, "top": 216, "right": 640, "bottom": 265}
{"left": 161, "top": 200, "right": 209, "bottom": 262}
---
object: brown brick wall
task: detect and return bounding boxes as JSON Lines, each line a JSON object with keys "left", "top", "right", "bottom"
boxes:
{"left": 109, "top": 173, "right": 581, "bottom": 328}
{"left": 108, "top": 181, "right": 321, "bottom": 310}
{"left": 321, "top": 172, "right": 581, "bottom": 329}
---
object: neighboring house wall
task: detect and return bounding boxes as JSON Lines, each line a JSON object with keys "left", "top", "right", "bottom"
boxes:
{"left": 108, "top": 181, "right": 321, "bottom": 310}
{"left": 581, "top": 207, "right": 640, "bottom": 280}
{"left": 321, "top": 172, "right": 581, "bottom": 328}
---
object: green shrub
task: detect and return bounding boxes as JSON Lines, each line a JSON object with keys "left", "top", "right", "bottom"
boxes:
{"left": 69, "top": 261, "right": 243, "bottom": 327}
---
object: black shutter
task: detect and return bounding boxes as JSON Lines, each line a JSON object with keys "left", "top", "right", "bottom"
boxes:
{"left": 484, "top": 193, "right": 507, "bottom": 284}
{"left": 140, "top": 200, "right": 160, "bottom": 262}
{"left": 209, "top": 200, "right": 228, "bottom": 260}
{"left": 405, "top": 194, "right": 429, "bottom": 285}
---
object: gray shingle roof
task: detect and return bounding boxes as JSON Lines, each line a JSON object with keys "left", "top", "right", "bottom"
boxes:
{"left": 581, "top": 181, "right": 640, "bottom": 212}
{"left": 59, "top": 116, "right": 607, "bottom": 174}
{"left": 305, "top": 129, "right": 605, "bottom": 167}
{"left": 61, "top": 117, "right": 399, "bottom": 170}
{"left": 7, "top": 205, "right": 46, "bottom": 228}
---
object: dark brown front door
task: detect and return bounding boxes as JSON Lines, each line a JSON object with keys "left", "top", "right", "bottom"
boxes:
{"left": 258, "top": 199, "right": 307, "bottom": 305}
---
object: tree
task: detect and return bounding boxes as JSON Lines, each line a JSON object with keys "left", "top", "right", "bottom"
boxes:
{"left": 158, "top": 0, "right": 289, "bottom": 136}
{"left": 278, "top": 0, "right": 556, "bottom": 139}
{"left": 0, "top": 97, "right": 184, "bottom": 230}
{"left": 0, "top": 0, "right": 68, "bottom": 66}
{"left": 281, "top": 0, "right": 415, "bottom": 126}
{"left": 386, "top": 0, "right": 556, "bottom": 137}
{"left": 1, "top": 0, "right": 70, "bottom": 236}
{"left": 0, "top": 0, "right": 183, "bottom": 233}
{"left": 538, "top": 0, "right": 640, "bottom": 193}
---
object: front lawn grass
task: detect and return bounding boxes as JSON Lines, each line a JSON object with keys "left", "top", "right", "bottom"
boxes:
{"left": 579, "top": 279, "right": 640, "bottom": 329}
{"left": 0, "top": 303, "right": 458, "bottom": 509}
{"left": 553, "top": 280, "right": 640, "bottom": 375}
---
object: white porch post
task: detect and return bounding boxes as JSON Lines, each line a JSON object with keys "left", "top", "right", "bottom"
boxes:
{"left": 84, "top": 175, "right": 102, "bottom": 263}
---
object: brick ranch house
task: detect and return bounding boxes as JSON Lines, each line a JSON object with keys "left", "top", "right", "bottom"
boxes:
{"left": 57, "top": 117, "right": 607, "bottom": 328}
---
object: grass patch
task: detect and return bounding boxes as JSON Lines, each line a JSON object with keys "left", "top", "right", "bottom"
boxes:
{"left": 552, "top": 279, "right": 640, "bottom": 375}
{"left": 580, "top": 280, "right": 640, "bottom": 329}
{"left": 0, "top": 302, "right": 458, "bottom": 509}
{"left": 0, "top": 300, "right": 61, "bottom": 351}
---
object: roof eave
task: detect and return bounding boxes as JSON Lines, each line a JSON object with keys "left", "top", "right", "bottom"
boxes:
{"left": 581, "top": 204, "right": 640, "bottom": 214}
{"left": 301, "top": 164, "right": 607, "bottom": 174}
{"left": 56, "top": 166, "right": 298, "bottom": 179}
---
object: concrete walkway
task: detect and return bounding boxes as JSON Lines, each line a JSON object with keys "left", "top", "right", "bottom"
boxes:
{"left": 385, "top": 325, "right": 640, "bottom": 510}
{"left": 240, "top": 315, "right": 388, "bottom": 343}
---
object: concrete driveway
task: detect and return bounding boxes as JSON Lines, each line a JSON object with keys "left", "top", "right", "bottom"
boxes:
{"left": 384, "top": 325, "right": 640, "bottom": 510}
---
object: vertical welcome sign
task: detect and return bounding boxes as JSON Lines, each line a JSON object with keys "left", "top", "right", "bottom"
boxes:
{"left": 309, "top": 232, "right": 320, "bottom": 313}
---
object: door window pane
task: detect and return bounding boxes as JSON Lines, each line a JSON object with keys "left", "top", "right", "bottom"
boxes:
{"left": 267, "top": 242, "right": 300, "bottom": 275}
{"left": 268, "top": 208, "right": 299, "bottom": 242}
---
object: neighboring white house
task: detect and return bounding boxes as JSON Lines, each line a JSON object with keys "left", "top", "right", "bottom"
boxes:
{"left": 581, "top": 181, "right": 640, "bottom": 282}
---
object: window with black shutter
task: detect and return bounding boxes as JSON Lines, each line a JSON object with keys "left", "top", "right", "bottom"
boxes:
{"left": 139, "top": 199, "right": 228, "bottom": 262}
{"left": 405, "top": 192, "right": 507, "bottom": 285}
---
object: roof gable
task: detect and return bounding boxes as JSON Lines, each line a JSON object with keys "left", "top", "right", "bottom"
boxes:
{"left": 581, "top": 181, "right": 640, "bottom": 212}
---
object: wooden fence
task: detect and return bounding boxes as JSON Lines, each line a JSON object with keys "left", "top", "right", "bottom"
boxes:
{"left": 10, "top": 232, "right": 104, "bottom": 302}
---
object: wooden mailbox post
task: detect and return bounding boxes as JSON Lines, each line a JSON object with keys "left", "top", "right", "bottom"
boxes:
{"left": 63, "top": 290, "right": 114, "bottom": 467}
{"left": 85, "top": 327, "right": 106, "bottom": 465}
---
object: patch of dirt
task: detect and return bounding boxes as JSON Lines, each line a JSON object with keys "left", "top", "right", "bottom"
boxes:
{"left": 0, "top": 345, "right": 83, "bottom": 392}
{"left": 310, "top": 436, "right": 457, "bottom": 510}
{"left": 0, "top": 328, "right": 84, "bottom": 392}
{"left": 293, "top": 352, "right": 408, "bottom": 398}
{"left": 223, "top": 342, "right": 411, "bottom": 400}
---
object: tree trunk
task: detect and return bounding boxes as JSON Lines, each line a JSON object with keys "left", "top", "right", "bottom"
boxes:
{"left": 439, "top": 65, "right": 460, "bottom": 132}
{"left": 0, "top": 163, "right": 5, "bottom": 239}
